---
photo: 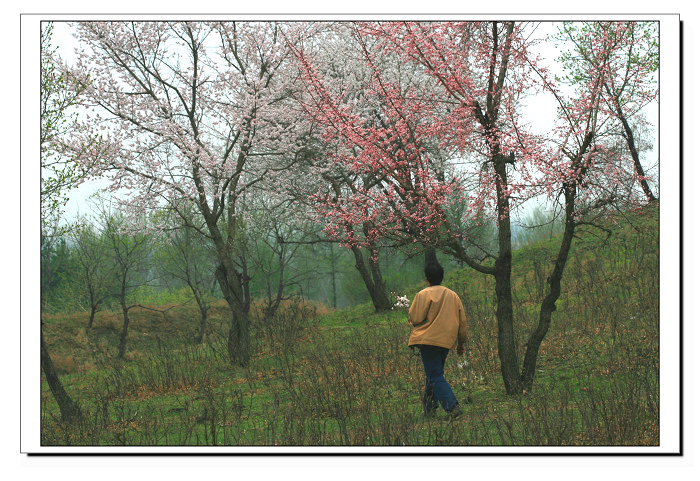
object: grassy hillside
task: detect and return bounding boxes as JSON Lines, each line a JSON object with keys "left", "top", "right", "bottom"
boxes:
{"left": 40, "top": 206, "right": 659, "bottom": 446}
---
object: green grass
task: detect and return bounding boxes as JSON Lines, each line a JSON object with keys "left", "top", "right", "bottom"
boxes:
{"left": 40, "top": 206, "right": 660, "bottom": 447}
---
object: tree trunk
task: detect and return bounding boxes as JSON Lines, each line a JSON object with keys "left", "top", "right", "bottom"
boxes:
{"left": 368, "top": 249, "right": 392, "bottom": 310}
{"left": 493, "top": 158, "right": 521, "bottom": 395}
{"left": 617, "top": 105, "right": 657, "bottom": 202}
{"left": 350, "top": 245, "right": 392, "bottom": 312}
{"left": 87, "top": 305, "right": 97, "bottom": 329}
{"left": 41, "top": 326, "right": 81, "bottom": 422}
{"left": 424, "top": 247, "right": 439, "bottom": 268}
{"left": 228, "top": 308, "right": 251, "bottom": 366}
{"left": 494, "top": 253, "right": 520, "bottom": 394}
{"left": 520, "top": 185, "right": 577, "bottom": 391}
{"left": 117, "top": 297, "right": 130, "bottom": 359}
{"left": 187, "top": 281, "right": 209, "bottom": 344}
{"left": 329, "top": 243, "right": 338, "bottom": 309}
{"left": 241, "top": 255, "right": 251, "bottom": 313}
{"left": 215, "top": 262, "right": 251, "bottom": 366}
{"left": 195, "top": 300, "right": 208, "bottom": 344}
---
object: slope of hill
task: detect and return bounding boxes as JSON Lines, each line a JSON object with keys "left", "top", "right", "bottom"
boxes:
{"left": 40, "top": 205, "right": 660, "bottom": 446}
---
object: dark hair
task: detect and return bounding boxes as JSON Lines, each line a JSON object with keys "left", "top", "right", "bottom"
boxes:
{"left": 425, "top": 262, "right": 444, "bottom": 286}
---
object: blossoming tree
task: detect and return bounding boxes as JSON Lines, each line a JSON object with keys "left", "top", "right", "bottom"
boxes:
{"left": 287, "top": 23, "right": 447, "bottom": 312}
{"left": 60, "top": 21, "right": 314, "bottom": 365}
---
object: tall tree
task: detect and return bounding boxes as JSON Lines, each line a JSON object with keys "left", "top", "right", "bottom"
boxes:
{"left": 518, "top": 21, "right": 659, "bottom": 391}
{"left": 382, "top": 21, "right": 540, "bottom": 394}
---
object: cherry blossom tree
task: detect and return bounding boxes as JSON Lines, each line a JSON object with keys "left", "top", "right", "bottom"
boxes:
{"left": 295, "top": 21, "right": 657, "bottom": 394}
{"left": 294, "top": 21, "right": 546, "bottom": 393}
{"left": 59, "top": 21, "right": 315, "bottom": 365}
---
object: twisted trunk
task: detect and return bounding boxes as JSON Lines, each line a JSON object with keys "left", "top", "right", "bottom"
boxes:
{"left": 520, "top": 184, "right": 577, "bottom": 391}
{"left": 87, "top": 304, "right": 97, "bottom": 329}
{"left": 519, "top": 133, "right": 594, "bottom": 391}
{"left": 350, "top": 245, "right": 392, "bottom": 312}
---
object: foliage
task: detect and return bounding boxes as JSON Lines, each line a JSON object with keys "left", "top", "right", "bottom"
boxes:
{"left": 41, "top": 22, "right": 92, "bottom": 225}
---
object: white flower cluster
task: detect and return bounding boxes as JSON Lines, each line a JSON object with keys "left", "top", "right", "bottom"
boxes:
{"left": 393, "top": 295, "right": 410, "bottom": 309}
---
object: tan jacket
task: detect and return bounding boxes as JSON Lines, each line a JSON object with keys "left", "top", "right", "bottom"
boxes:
{"left": 408, "top": 285, "right": 467, "bottom": 350}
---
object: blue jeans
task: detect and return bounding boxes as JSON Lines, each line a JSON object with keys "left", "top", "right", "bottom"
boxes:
{"left": 418, "top": 344, "right": 458, "bottom": 413}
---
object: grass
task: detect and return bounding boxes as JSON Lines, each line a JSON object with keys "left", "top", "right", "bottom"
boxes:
{"left": 40, "top": 206, "right": 660, "bottom": 447}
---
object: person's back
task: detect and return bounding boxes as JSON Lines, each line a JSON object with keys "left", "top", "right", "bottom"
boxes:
{"left": 408, "top": 285, "right": 467, "bottom": 350}
{"left": 407, "top": 262, "right": 467, "bottom": 417}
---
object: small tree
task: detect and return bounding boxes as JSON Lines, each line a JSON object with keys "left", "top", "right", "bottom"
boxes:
{"left": 241, "top": 193, "right": 316, "bottom": 318}
{"left": 98, "top": 205, "right": 153, "bottom": 359}
{"left": 70, "top": 216, "right": 114, "bottom": 329}
{"left": 154, "top": 207, "right": 218, "bottom": 343}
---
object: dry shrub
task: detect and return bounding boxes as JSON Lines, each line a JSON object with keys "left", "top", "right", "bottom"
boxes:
{"left": 82, "top": 360, "right": 97, "bottom": 372}
{"left": 73, "top": 329, "right": 89, "bottom": 346}
{"left": 249, "top": 297, "right": 330, "bottom": 319}
{"left": 124, "top": 349, "right": 144, "bottom": 362}
{"left": 306, "top": 300, "right": 333, "bottom": 317}
{"left": 97, "top": 312, "right": 122, "bottom": 331}
{"left": 51, "top": 354, "right": 79, "bottom": 374}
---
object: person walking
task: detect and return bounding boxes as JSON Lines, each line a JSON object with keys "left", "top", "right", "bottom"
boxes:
{"left": 408, "top": 261, "right": 467, "bottom": 418}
